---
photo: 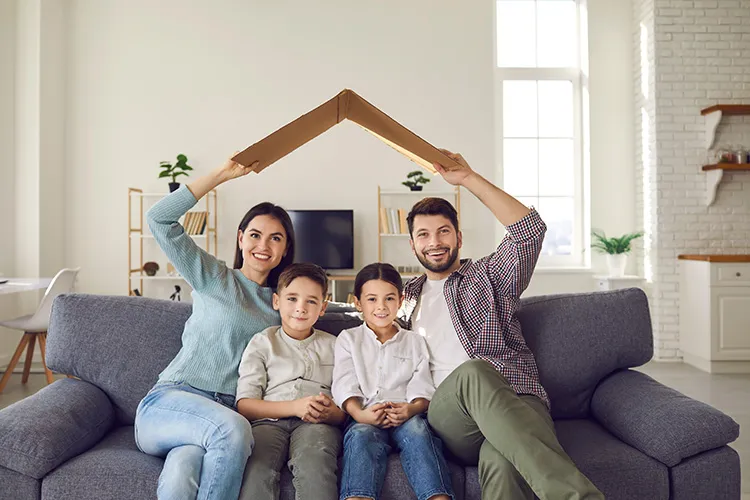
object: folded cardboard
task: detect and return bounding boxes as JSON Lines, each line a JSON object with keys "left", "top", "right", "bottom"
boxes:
{"left": 232, "top": 89, "right": 460, "bottom": 174}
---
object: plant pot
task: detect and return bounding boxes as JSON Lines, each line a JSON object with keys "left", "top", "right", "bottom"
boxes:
{"left": 606, "top": 253, "right": 628, "bottom": 277}
{"left": 168, "top": 182, "right": 181, "bottom": 193}
{"left": 410, "top": 185, "right": 423, "bottom": 192}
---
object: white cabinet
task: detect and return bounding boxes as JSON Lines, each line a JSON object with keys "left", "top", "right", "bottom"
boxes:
{"left": 679, "top": 257, "right": 750, "bottom": 373}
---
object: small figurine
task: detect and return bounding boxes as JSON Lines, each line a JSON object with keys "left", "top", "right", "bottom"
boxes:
{"left": 169, "top": 285, "right": 182, "bottom": 302}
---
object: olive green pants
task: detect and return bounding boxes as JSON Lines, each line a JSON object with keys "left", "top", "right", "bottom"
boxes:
{"left": 427, "top": 360, "right": 603, "bottom": 500}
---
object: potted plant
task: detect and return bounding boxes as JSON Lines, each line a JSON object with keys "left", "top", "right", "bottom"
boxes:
{"left": 401, "top": 170, "right": 431, "bottom": 191}
{"left": 591, "top": 230, "right": 643, "bottom": 277}
{"left": 159, "top": 154, "right": 193, "bottom": 192}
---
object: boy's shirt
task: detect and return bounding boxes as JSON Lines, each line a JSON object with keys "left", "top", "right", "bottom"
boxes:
{"left": 332, "top": 323, "right": 435, "bottom": 410}
{"left": 236, "top": 326, "right": 336, "bottom": 412}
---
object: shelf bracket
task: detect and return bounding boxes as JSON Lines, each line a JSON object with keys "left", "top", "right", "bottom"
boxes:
{"left": 706, "top": 168, "right": 724, "bottom": 206}
{"left": 705, "top": 110, "right": 723, "bottom": 149}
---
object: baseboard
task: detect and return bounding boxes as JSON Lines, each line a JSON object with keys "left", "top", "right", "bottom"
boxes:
{"left": 682, "top": 352, "right": 750, "bottom": 374}
{"left": 0, "top": 353, "right": 49, "bottom": 374}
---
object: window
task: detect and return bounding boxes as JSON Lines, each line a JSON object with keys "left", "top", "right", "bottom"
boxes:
{"left": 495, "top": 0, "right": 589, "bottom": 268}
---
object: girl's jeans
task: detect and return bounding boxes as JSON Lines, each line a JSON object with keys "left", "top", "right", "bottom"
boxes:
{"left": 134, "top": 381, "right": 254, "bottom": 500}
{"left": 339, "top": 414, "right": 454, "bottom": 500}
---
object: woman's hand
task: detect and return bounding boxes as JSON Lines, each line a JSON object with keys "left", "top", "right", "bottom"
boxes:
{"left": 215, "top": 154, "right": 259, "bottom": 184}
{"left": 187, "top": 153, "right": 259, "bottom": 200}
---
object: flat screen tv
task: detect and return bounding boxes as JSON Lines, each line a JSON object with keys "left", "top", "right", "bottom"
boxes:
{"left": 288, "top": 210, "right": 354, "bottom": 270}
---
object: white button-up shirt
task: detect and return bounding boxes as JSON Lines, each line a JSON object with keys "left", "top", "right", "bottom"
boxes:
{"left": 236, "top": 326, "right": 336, "bottom": 405}
{"left": 332, "top": 323, "right": 435, "bottom": 409}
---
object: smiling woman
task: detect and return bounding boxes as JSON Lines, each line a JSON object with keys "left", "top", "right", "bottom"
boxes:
{"left": 132, "top": 154, "right": 295, "bottom": 500}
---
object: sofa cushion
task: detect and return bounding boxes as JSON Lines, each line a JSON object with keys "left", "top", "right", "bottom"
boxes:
{"left": 591, "top": 369, "right": 740, "bottom": 467}
{"left": 669, "top": 446, "right": 741, "bottom": 500}
{"left": 0, "top": 379, "right": 115, "bottom": 479}
{"left": 41, "top": 426, "right": 161, "bottom": 500}
{"left": 555, "top": 419, "right": 669, "bottom": 500}
{"left": 314, "top": 311, "right": 363, "bottom": 336}
{"left": 0, "top": 466, "right": 40, "bottom": 500}
{"left": 47, "top": 294, "right": 190, "bottom": 424}
{"left": 518, "top": 288, "right": 653, "bottom": 418}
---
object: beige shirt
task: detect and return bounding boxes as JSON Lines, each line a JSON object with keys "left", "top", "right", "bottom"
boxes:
{"left": 236, "top": 326, "right": 336, "bottom": 405}
{"left": 332, "top": 323, "right": 435, "bottom": 409}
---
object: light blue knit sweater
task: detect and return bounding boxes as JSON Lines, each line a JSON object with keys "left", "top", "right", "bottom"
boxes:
{"left": 147, "top": 186, "right": 280, "bottom": 395}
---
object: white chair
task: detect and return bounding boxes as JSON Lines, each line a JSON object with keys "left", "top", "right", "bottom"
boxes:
{"left": 0, "top": 268, "right": 80, "bottom": 393}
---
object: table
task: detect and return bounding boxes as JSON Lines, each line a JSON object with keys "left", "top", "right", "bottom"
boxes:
{"left": 0, "top": 278, "right": 53, "bottom": 296}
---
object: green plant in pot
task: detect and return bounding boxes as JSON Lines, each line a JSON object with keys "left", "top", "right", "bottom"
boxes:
{"left": 402, "top": 170, "right": 431, "bottom": 191}
{"left": 159, "top": 154, "right": 193, "bottom": 192}
{"left": 591, "top": 229, "right": 643, "bottom": 277}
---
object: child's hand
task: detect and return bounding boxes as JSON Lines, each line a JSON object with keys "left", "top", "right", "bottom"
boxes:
{"left": 293, "top": 396, "right": 327, "bottom": 421}
{"left": 301, "top": 394, "right": 345, "bottom": 424}
{"left": 352, "top": 402, "right": 390, "bottom": 428}
{"left": 384, "top": 402, "right": 420, "bottom": 428}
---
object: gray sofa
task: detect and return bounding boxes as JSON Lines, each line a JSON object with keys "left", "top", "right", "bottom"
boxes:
{"left": 0, "top": 289, "right": 741, "bottom": 499}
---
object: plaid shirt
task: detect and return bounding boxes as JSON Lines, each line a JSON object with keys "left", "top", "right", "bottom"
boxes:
{"left": 399, "top": 208, "right": 550, "bottom": 407}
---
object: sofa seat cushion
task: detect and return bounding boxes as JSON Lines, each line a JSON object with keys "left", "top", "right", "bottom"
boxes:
{"left": 42, "top": 426, "right": 161, "bottom": 500}
{"left": 555, "top": 419, "right": 669, "bottom": 500}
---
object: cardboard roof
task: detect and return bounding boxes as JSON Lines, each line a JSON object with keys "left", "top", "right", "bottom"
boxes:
{"left": 232, "top": 89, "right": 460, "bottom": 174}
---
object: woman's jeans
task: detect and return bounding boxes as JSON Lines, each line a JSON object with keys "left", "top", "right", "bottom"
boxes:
{"left": 339, "top": 414, "right": 454, "bottom": 500}
{"left": 134, "top": 381, "right": 254, "bottom": 500}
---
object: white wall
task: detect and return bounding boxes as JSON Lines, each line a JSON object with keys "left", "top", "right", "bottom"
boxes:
{"left": 61, "top": 0, "right": 636, "bottom": 300}
{"left": 0, "top": 0, "right": 19, "bottom": 363}
{"left": 64, "top": 0, "right": 496, "bottom": 297}
{"left": 650, "top": 0, "right": 750, "bottom": 359}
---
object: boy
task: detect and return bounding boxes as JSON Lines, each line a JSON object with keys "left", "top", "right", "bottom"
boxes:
{"left": 236, "top": 263, "right": 345, "bottom": 500}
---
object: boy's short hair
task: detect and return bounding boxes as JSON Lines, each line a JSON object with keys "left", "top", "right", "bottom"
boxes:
{"left": 406, "top": 197, "right": 459, "bottom": 236}
{"left": 276, "top": 263, "right": 328, "bottom": 297}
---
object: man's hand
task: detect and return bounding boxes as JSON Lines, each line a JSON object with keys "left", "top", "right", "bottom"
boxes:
{"left": 433, "top": 149, "right": 474, "bottom": 187}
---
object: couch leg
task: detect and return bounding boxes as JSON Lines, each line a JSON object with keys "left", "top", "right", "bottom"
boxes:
{"left": 0, "top": 334, "right": 32, "bottom": 393}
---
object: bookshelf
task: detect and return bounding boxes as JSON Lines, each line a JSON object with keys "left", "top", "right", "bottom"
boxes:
{"left": 128, "top": 188, "right": 218, "bottom": 296}
{"left": 377, "top": 186, "right": 461, "bottom": 263}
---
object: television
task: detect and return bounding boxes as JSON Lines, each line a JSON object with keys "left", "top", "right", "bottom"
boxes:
{"left": 288, "top": 210, "right": 354, "bottom": 270}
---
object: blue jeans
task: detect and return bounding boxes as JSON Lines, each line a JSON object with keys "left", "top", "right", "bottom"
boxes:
{"left": 134, "top": 381, "right": 254, "bottom": 500}
{"left": 340, "top": 414, "right": 454, "bottom": 500}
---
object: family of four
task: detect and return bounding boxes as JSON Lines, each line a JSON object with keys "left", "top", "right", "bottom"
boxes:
{"left": 133, "top": 150, "right": 604, "bottom": 500}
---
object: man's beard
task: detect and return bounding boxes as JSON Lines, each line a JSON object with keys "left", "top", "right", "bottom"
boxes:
{"left": 416, "top": 246, "right": 459, "bottom": 274}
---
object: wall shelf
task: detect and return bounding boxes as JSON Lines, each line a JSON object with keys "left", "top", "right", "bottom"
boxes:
{"left": 700, "top": 105, "right": 750, "bottom": 205}
{"left": 702, "top": 105, "right": 750, "bottom": 149}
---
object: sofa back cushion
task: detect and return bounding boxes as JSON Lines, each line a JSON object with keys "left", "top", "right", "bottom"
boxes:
{"left": 517, "top": 288, "right": 653, "bottom": 418}
{"left": 47, "top": 294, "right": 190, "bottom": 424}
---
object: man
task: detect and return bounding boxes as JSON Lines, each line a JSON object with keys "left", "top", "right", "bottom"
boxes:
{"left": 399, "top": 149, "right": 603, "bottom": 499}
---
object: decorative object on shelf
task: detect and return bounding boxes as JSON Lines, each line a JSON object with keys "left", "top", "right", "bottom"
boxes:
{"left": 143, "top": 261, "right": 160, "bottom": 276}
{"left": 591, "top": 230, "right": 643, "bottom": 278}
{"left": 401, "top": 170, "right": 431, "bottom": 191}
{"left": 128, "top": 188, "right": 218, "bottom": 297}
{"left": 701, "top": 105, "right": 750, "bottom": 205}
{"left": 169, "top": 285, "right": 182, "bottom": 301}
{"left": 159, "top": 153, "right": 193, "bottom": 192}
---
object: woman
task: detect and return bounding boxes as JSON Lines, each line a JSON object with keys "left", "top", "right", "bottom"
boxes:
{"left": 134, "top": 155, "right": 295, "bottom": 500}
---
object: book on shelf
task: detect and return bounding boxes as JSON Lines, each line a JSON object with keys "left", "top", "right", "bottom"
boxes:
{"left": 379, "top": 207, "right": 409, "bottom": 235}
{"left": 183, "top": 211, "right": 208, "bottom": 235}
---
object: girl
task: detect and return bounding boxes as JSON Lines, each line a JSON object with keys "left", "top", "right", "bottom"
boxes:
{"left": 332, "top": 263, "right": 454, "bottom": 500}
{"left": 134, "top": 155, "right": 294, "bottom": 500}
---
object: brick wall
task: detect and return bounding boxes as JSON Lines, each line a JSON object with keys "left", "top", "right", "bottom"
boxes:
{"left": 641, "top": 0, "right": 750, "bottom": 359}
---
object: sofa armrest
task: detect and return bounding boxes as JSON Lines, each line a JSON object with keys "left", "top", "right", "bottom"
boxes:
{"left": 0, "top": 378, "right": 115, "bottom": 478}
{"left": 591, "top": 369, "right": 739, "bottom": 467}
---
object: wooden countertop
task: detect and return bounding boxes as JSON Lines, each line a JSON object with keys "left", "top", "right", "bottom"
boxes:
{"left": 678, "top": 254, "right": 750, "bottom": 263}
